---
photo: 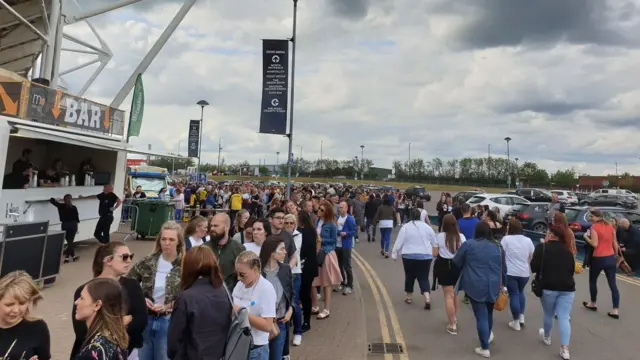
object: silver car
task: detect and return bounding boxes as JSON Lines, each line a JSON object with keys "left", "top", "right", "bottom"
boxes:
{"left": 550, "top": 190, "right": 579, "bottom": 205}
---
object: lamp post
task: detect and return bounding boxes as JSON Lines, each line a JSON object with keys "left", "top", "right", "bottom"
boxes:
{"left": 488, "top": 144, "right": 491, "bottom": 178}
{"left": 360, "top": 144, "right": 365, "bottom": 180}
{"left": 276, "top": 151, "right": 280, "bottom": 174}
{"left": 196, "top": 100, "right": 209, "bottom": 178}
{"left": 285, "top": 0, "right": 299, "bottom": 199}
{"left": 504, "top": 136, "right": 512, "bottom": 189}
{"left": 216, "top": 138, "right": 222, "bottom": 174}
{"left": 298, "top": 145, "right": 302, "bottom": 159}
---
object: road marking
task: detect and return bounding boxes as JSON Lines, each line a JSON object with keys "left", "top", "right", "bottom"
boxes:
{"left": 354, "top": 250, "right": 409, "bottom": 360}
{"left": 352, "top": 255, "right": 393, "bottom": 360}
{"left": 615, "top": 274, "right": 640, "bottom": 286}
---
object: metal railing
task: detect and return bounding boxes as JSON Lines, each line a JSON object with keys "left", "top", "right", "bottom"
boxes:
{"left": 115, "top": 204, "right": 139, "bottom": 242}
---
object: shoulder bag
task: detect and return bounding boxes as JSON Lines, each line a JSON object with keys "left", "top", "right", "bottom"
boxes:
{"left": 222, "top": 284, "right": 252, "bottom": 360}
{"left": 493, "top": 244, "right": 509, "bottom": 311}
{"left": 531, "top": 243, "right": 545, "bottom": 298}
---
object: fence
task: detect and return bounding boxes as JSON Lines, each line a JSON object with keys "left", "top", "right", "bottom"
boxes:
{"left": 114, "top": 204, "right": 139, "bottom": 242}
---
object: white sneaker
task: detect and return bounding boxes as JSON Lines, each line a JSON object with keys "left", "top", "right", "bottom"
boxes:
{"left": 474, "top": 347, "right": 491, "bottom": 358}
{"left": 508, "top": 320, "right": 521, "bottom": 331}
{"left": 316, "top": 292, "right": 321, "bottom": 300}
{"left": 560, "top": 347, "right": 570, "bottom": 359}
{"left": 488, "top": 331, "right": 494, "bottom": 344}
{"left": 538, "top": 328, "right": 552, "bottom": 346}
{"left": 519, "top": 314, "right": 525, "bottom": 326}
{"left": 292, "top": 334, "right": 302, "bottom": 346}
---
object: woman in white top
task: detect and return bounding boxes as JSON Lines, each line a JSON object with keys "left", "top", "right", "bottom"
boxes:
{"left": 172, "top": 188, "right": 184, "bottom": 221}
{"left": 431, "top": 214, "right": 466, "bottom": 335}
{"left": 501, "top": 218, "right": 535, "bottom": 331}
{"left": 245, "top": 219, "right": 268, "bottom": 256}
{"left": 184, "top": 216, "right": 209, "bottom": 251}
{"left": 391, "top": 209, "right": 436, "bottom": 309}
{"left": 283, "top": 213, "right": 304, "bottom": 345}
{"left": 232, "top": 251, "right": 277, "bottom": 360}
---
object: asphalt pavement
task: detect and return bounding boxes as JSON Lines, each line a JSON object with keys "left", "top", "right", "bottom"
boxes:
{"left": 352, "top": 226, "right": 640, "bottom": 360}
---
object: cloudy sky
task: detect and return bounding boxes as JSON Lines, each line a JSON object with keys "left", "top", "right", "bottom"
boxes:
{"left": 59, "top": 0, "right": 640, "bottom": 175}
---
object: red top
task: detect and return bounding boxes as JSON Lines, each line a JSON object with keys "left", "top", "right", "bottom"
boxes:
{"left": 591, "top": 222, "right": 615, "bottom": 257}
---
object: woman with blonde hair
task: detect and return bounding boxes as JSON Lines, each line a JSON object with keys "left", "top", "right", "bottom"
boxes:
{"left": 184, "top": 215, "right": 209, "bottom": 251}
{"left": 128, "top": 221, "right": 185, "bottom": 360}
{"left": 74, "top": 277, "right": 129, "bottom": 359}
{"left": 167, "top": 246, "right": 232, "bottom": 360}
{"left": 71, "top": 241, "right": 147, "bottom": 360}
{"left": 583, "top": 208, "right": 620, "bottom": 319}
{"left": 233, "top": 216, "right": 256, "bottom": 245}
{"left": 232, "top": 209, "right": 251, "bottom": 238}
{"left": 0, "top": 270, "right": 50, "bottom": 360}
{"left": 232, "top": 251, "right": 277, "bottom": 360}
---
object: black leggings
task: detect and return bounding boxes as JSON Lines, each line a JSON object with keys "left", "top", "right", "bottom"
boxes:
{"left": 300, "top": 272, "right": 315, "bottom": 325}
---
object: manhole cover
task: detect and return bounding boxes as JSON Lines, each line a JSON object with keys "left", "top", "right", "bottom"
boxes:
{"left": 368, "top": 343, "right": 404, "bottom": 354}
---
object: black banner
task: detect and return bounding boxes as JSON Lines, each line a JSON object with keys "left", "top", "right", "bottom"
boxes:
{"left": 259, "top": 39, "right": 289, "bottom": 135}
{"left": 24, "top": 83, "right": 125, "bottom": 136}
{"left": 187, "top": 120, "right": 200, "bottom": 158}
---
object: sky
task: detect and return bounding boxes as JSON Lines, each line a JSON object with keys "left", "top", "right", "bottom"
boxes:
{"left": 56, "top": 0, "right": 640, "bottom": 175}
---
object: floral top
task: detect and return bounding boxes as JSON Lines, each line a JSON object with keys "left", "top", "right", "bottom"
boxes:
{"left": 74, "top": 334, "right": 127, "bottom": 360}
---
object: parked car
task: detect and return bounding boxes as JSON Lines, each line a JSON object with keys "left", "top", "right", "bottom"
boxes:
{"left": 404, "top": 186, "right": 431, "bottom": 201}
{"left": 575, "top": 192, "right": 590, "bottom": 202}
{"left": 514, "top": 188, "right": 554, "bottom": 202}
{"left": 565, "top": 206, "right": 640, "bottom": 241}
{"left": 550, "top": 190, "right": 579, "bottom": 205}
{"left": 579, "top": 194, "right": 637, "bottom": 209}
{"left": 452, "top": 191, "right": 484, "bottom": 202}
{"left": 504, "top": 202, "right": 550, "bottom": 233}
{"left": 466, "top": 193, "right": 529, "bottom": 214}
{"left": 589, "top": 188, "right": 638, "bottom": 200}
{"left": 502, "top": 190, "right": 518, "bottom": 195}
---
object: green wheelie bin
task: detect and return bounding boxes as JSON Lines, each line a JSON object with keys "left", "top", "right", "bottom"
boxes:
{"left": 135, "top": 200, "right": 175, "bottom": 239}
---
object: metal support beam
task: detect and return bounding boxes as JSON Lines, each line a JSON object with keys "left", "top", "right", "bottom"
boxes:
{"left": 40, "top": 0, "right": 50, "bottom": 34}
{"left": 77, "top": 59, "right": 107, "bottom": 96}
{"left": 61, "top": 48, "right": 99, "bottom": 55}
{"left": 0, "top": 0, "right": 48, "bottom": 41}
{"left": 62, "top": 32, "right": 110, "bottom": 57}
{"left": 41, "top": 0, "right": 59, "bottom": 79}
{"left": 50, "top": 12, "right": 64, "bottom": 88}
{"left": 110, "top": 0, "right": 197, "bottom": 108}
{"left": 59, "top": 58, "right": 99, "bottom": 76}
{"left": 65, "top": 0, "right": 143, "bottom": 24}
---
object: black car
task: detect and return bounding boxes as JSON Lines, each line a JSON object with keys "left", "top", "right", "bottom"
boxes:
{"left": 404, "top": 186, "right": 431, "bottom": 202}
{"left": 514, "top": 188, "right": 553, "bottom": 202}
{"left": 565, "top": 206, "right": 640, "bottom": 241}
{"left": 452, "top": 191, "right": 484, "bottom": 202}
{"left": 504, "top": 202, "right": 550, "bottom": 233}
{"left": 579, "top": 194, "right": 637, "bottom": 210}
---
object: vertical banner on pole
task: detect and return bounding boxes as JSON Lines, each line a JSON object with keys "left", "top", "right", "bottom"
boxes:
{"left": 187, "top": 120, "right": 200, "bottom": 158}
{"left": 259, "top": 39, "right": 289, "bottom": 135}
{"left": 127, "top": 73, "right": 145, "bottom": 140}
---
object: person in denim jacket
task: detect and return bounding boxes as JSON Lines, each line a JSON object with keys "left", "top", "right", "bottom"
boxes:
{"left": 311, "top": 200, "right": 343, "bottom": 320}
{"left": 127, "top": 221, "right": 184, "bottom": 360}
{"left": 336, "top": 201, "right": 358, "bottom": 295}
{"left": 453, "top": 221, "right": 507, "bottom": 358}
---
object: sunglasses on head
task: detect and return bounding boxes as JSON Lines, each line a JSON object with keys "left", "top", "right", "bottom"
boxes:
{"left": 284, "top": 221, "right": 294, "bottom": 225}
{"left": 115, "top": 253, "right": 134, "bottom": 261}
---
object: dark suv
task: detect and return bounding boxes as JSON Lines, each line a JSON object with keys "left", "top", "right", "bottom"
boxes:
{"left": 404, "top": 186, "right": 431, "bottom": 202}
{"left": 579, "top": 194, "right": 637, "bottom": 209}
{"left": 514, "top": 188, "right": 553, "bottom": 202}
{"left": 452, "top": 191, "right": 484, "bottom": 202}
{"left": 504, "top": 202, "right": 550, "bottom": 233}
{"left": 565, "top": 206, "right": 640, "bottom": 241}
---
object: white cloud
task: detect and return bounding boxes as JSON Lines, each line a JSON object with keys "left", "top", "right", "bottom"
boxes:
{"left": 55, "top": 0, "right": 640, "bottom": 176}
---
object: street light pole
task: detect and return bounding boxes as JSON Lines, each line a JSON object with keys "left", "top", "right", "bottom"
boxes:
{"left": 196, "top": 100, "right": 209, "bottom": 180}
{"left": 504, "top": 136, "right": 512, "bottom": 189}
{"left": 216, "top": 138, "right": 222, "bottom": 174}
{"left": 488, "top": 144, "right": 491, "bottom": 178}
{"left": 285, "top": 0, "right": 299, "bottom": 200}
{"left": 276, "top": 151, "right": 280, "bottom": 174}
{"left": 320, "top": 140, "right": 323, "bottom": 161}
{"left": 360, "top": 144, "right": 365, "bottom": 180}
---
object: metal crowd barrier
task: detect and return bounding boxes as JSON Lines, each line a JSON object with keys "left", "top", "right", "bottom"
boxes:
{"left": 115, "top": 204, "right": 139, "bottom": 242}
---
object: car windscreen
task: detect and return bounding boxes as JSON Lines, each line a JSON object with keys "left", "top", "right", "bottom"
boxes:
{"left": 564, "top": 208, "right": 582, "bottom": 223}
{"left": 467, "top": 196, "right": 486, "bottom": 204}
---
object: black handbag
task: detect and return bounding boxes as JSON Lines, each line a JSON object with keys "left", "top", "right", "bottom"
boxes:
{"left": 531, "top": 243, "right": 545, "bottom": 297}
{"left": 316, "top": 250, "right": 326, "bottom": 267}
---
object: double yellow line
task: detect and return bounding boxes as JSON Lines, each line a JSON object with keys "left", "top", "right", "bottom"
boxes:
{"left": 352, "top": 250, "right": 409, "bottom": 360}
{"left": 616, "top": 273, "right": 640, "bottom": 286}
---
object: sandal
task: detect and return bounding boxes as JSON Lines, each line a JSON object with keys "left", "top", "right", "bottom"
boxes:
{"left": 607, "top": 312, "right": 619, "bottom": 319}
{"left": 424, "top": 301, "right": 431, "bottom": 310}
{"left": 311, "top": 307, "right": 320, "bottom": 314}
{"left": 582, "top": 302, "right": 597, "bottom": 311}
{"left": 317, "top": 309, "right": 330, "bottom": 319}
{"left": 404, "top": 298, "right": 413, "bottom": 304}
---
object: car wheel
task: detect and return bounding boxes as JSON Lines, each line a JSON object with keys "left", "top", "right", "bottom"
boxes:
{"left": 532, "top": 223, "right": 548, "bottom": 233}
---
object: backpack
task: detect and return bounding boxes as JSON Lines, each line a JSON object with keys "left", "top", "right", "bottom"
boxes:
{"left": 223, "top": 284, "right": 252, "bottom": 360}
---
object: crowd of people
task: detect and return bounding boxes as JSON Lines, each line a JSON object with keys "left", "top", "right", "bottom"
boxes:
{"left": 0, "top": 180, "right": 627, "bottom": 360}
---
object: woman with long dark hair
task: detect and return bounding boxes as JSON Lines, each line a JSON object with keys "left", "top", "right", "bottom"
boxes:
{"left": 312, "top": 200, "right": 343, "bottom": 319}
{"left": 167, "top": 246, "right": 232, "bottom": 359}
{"left": 74, "top": 278, "right": 129, "bottom": 360}
{"left": 260, "top": 236, "right": 293, "bottom": 360}
{"left": 297, "top": 211, "right": 319, "bottom": 335}
{"left": 374, "top": 197, "right": 399, "bottom": 258}
{"left": 453, "top": 222, "right": 506, "bottom": 358}
{"left": 71, "top": 242, "right": 146, "bottom": 360}
{"left": 501, "top": 219, "right": 534, "bottom": 331}
{"left": 431, "top": 214, "right": 466, "bottom": 334}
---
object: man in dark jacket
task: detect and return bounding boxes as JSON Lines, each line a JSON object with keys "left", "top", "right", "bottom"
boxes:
{"left": 205, "top": 213, "right": 245, "bottom": 289}
{"left": 364, "top": 194, "right": 381, "bottom": 242}
{"left": 618, "top": 218, "right": 640, "bottom": 273}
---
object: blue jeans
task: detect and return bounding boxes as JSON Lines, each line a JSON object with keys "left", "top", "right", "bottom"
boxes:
{"left": 249, "top": 345, "right": 269, "bottom": 360}
{"left": 269, "top": 321, "right": 287, "bottom": 360}
{"left": 470, "top": 299, "right": 494, "bottom": 350}
{"left": 380, "top": 227, "right": 392, "bottom": 252}
{"left": 506, "top": 275, "right": 529, "bottom": 320}
{"left": 138, "top": 315, "right": 170, "bottom": 360}
{"left": 174, "top": 209, "right": 182, "bottom": 221}
{"left": 366, "top": 218, "right": 377, "bottom": 237}
{"left": 541, "top": 290, "right": 574, "bottom": 346}
{"left": 292, "top": 274, "right": 302, "bottom": 335}
{"left": 589, "top": 255, "right": 620, "bottom": 308}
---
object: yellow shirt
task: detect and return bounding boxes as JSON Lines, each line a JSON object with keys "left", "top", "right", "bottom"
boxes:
{"left": 230, "top": 194, "right": 243, "bottom": 210}
{"left": 198, "top": 189, "right": 207, "bottom": 201}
